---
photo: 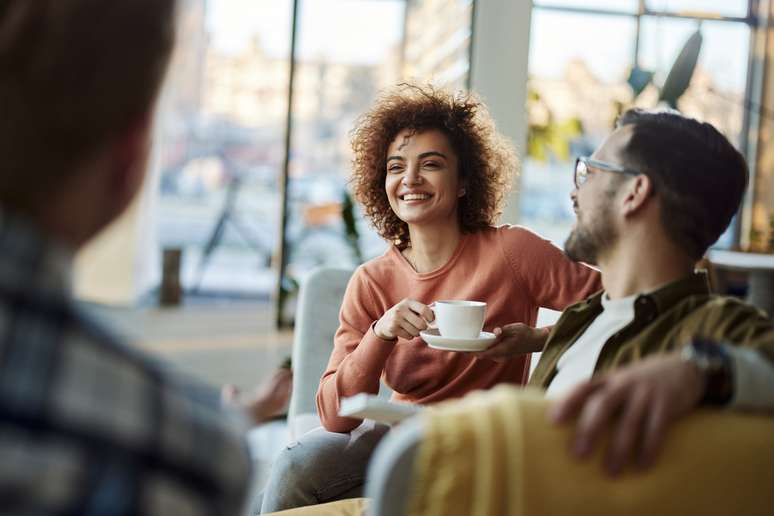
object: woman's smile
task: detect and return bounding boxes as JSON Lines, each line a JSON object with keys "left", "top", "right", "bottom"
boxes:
{"left": 385, "top": 128, "right": 461, "bottom": 226}
{"left": 399, "top": 192, "right": 433, "bottom": 202}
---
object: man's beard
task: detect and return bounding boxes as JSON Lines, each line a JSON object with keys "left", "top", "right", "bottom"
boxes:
{"left": 564, "top": 205, "right": 618, "bottom": 265}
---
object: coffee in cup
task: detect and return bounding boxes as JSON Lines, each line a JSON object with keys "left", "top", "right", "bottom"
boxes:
{"left": 432, "top": 300, "right": 486, "bottom": 339}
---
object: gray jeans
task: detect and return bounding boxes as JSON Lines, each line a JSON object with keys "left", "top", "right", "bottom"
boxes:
{"left": 257, "top": 420, "right": 390, "bottom": 513}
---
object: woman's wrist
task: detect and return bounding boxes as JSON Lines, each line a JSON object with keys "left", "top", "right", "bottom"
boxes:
{"left": 372, "top": 321, "right": 397, "bottom": 342}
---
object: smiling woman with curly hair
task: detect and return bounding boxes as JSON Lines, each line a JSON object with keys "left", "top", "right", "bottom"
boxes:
{"left": 350, "top": 83, "right": 515, "bottom": 247}
{"left": 259, "top": 84, "right": 602, "bottom": 513}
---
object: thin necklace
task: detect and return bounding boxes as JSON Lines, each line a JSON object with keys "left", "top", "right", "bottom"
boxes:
{"left": 402, "top": 247, "right": 418, "bottom": 271}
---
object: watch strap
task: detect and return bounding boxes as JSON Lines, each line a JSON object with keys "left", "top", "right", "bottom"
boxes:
{"left": 683, "top": 339, "right": 733, "bottom": 406}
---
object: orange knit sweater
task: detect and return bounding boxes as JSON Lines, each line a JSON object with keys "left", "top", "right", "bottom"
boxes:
{"left": 317, "top": 225, "right": 602, "bottom": 432}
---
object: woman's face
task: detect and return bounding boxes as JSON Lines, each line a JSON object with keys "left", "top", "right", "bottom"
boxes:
{"left": 384, "top": 128, "right": 463, "bottom": 229}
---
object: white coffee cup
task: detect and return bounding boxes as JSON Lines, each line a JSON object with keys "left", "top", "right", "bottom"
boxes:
{"left": 432, "top": 300, "right": 486, "bottom": 339}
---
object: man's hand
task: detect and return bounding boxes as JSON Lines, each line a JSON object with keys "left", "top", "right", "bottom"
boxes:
{"left": 476, "top": 323, "right": 549, "bottom": 361}
{"left": 374, "top": 299, "right": 434, "bottom": 340}
{"left": 548, "top": 353, "right": 706, "bottom": 476}
{"left": 222, "top": 368, "right": 293, "bottom": 426}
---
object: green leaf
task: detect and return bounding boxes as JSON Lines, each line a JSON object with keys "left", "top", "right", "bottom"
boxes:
{"left": 660, "top": 29, "right": 703, "bottom": 109}
{"left": 341, "top": 191, "right": 364, "bottom": 264}
{"left": 527, "top": 119, "right": 582, "bottom": 162}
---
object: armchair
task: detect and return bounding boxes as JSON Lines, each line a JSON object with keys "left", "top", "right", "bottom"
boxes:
{"left": 366, "top": 386, "right": 774, "bottom": 516}
{"left": 287, "top": 266, "right": 392, "bottom": 440}
{"left": 287, "top": 266, "right": 354, "bottom": 439}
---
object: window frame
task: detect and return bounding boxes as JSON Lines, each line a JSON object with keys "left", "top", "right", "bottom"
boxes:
{"left": 529, "top": 0, "right": 762, "bottom": 250}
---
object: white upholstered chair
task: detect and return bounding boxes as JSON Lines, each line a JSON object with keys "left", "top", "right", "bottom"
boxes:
{"left": 287, "top": 266, "right": 393, "bottom": 440}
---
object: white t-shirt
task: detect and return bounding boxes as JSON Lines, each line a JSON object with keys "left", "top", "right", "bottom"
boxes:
{"left": 544, "top": 292, "right": 774, "bottom": 410}
{"left": 545, "top": 293, "right": 636, "bottom": 399}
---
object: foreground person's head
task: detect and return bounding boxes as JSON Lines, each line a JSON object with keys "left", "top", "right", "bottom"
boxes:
{"left": 0, "top": 0, "right": 177, "bottom": 248}
{"left": 350, "top": 83, "right": 517, "bottom": 248}
{"left": 565, "top": 109, "right": 748, "bottom": 266}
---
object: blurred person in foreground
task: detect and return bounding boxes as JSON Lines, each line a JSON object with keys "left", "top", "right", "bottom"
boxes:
{"left": 488, "top": 109, "right": 774, "bottom": 475}
{"left": 258, "top": 84, "right": 601, "bottom": 512}
{"left": 0, "top": 1, "right": 286, "bottom": 514}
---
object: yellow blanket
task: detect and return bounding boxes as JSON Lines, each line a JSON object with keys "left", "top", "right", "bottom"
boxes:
{"left": 408, "top": 386, "right": 774, "bottom": 516}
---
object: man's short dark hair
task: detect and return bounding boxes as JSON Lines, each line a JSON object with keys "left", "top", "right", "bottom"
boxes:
{"left": 617, "top": 109, "right": 749, "bottom": 260}
{"left": 0, "top": 0, "right": 177, "bottom": 212}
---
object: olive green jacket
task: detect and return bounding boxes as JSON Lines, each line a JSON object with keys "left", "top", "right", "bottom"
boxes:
{"left": 529, "top": 272, "right": 774, "bottom": 389}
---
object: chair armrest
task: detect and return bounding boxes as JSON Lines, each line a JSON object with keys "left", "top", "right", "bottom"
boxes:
{"left": 365, "top": 417, "right": 423, "bottom": 516}
{"left": 287, "top": 267, "right": 353, "bottom": 429}
{"left": 367, "top": 387, "right": 774, "bottom": 516}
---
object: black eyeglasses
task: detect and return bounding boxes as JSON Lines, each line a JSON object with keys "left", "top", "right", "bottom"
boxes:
{"left": 574, "top": 156, "right": 642, "bottom": 189}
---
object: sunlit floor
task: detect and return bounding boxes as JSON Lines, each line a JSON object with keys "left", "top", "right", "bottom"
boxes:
{"left": 87, "top": 299, "right": 295, "bottom": 499}
{"left": 87, "top": 299, "right": 293, "bottom": 391}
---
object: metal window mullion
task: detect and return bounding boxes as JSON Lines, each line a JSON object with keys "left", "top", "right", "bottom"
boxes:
{"left": 533, "top": 4, "right": 755, "bottom": 25}
{"left": 737, "top": 0, "right": 770, "bottom": 248}
{"left": 634, "top": 1, "right": 643, "bottom": 66}
{"left": 274, "top": 0, "right": 300, "bottom": 329}
{"left": 399, "top": 0, "right": 409, "bottom": 77}
{"left": 466, "top": 0, "right": 477, "bottom": 91}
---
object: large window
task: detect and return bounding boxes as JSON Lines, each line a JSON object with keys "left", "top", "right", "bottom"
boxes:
{"left": 403, "top": 0, "right": 474, "bottom": 91}
{"left": 536, "top": 0, "right": 639, "bottom": 13}
{"left": 522, "top": 0, "right": 755, "bottom": 246}
{"left": 157, "top": 0, "right": 475, "bottom": 323}
{"left": 281, "top": 0, "right": 405, "bottom": 322}
{"left": 158, "top": 0, "right": 291, "bottom": 297}
{"left": 279, "top": 0, "right": 474, "bottom": 324}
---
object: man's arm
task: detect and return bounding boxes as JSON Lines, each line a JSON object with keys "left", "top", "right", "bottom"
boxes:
{"left": 222, "top": 367, "right": 293, "bottom": 426}
{"left": 547, "top": 342, "right": 774, "bottom": 477}
{"left": 549, "top": 353, "right": 706, "bottom": 476}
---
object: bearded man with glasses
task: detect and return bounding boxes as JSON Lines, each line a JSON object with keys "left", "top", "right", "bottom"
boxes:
{"left": 482, "top": 108, "right": 774, "bottom": 475}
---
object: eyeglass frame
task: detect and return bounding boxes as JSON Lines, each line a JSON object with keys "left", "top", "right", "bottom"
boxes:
{"left": 574, "top": 156, "right": 642, "bottom": 189}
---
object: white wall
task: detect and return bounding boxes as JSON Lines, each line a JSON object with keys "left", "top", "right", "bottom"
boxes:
{"left": 73, "top": 127, "right": 162, "bottom": 305}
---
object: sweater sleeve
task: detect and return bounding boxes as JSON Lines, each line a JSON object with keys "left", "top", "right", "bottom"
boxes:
{"left": 316, "top": 268, "right": 396, "bottom": 433}
{"left": 500, "top": 226, "right": 602, "bottom": 312}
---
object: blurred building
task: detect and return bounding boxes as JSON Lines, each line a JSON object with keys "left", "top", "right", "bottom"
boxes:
{"left": 201, "top": 35, "right": 385, "bottom": 175}
{"left": 403, "top": 0, "right": 473, "bottom": 90}
{"left": 204, "top": 36, "right": 289, "bottom": 126}
{"left": 167, "top": 0, "right": 207, "bottom": 116}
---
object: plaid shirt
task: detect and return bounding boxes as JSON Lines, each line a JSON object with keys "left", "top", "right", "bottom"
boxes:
{"left": 0, "top": 212, "right": 251, "bottom": 516}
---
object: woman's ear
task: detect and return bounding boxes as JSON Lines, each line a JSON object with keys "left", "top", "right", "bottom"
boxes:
{"left": 458, "top": 187, "right": 466, "bottom": 197}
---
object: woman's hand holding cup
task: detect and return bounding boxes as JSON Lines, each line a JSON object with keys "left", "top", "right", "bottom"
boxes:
{"left": 374, "top": 299, "right": 435, "bottom": 341}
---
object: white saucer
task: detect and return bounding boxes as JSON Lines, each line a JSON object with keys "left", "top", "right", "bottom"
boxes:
{"left": 419, "top": 328, "right": 496, "bottom": 352}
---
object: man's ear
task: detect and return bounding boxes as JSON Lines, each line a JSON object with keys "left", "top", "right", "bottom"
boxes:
{"left": 109, "top": 112, "right": 153, "bottom": 205}
{"left": 620, "top": 174, "right": 654, "bottom": 216}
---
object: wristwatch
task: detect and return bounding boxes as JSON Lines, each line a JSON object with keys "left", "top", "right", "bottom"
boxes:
{"left": 680, "top": 339, "right": 734, "bottom": 406}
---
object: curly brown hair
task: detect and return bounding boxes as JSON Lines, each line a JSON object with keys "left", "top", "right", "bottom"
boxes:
{"left": 350, "top": 83, "right": 518, "bottom": 248}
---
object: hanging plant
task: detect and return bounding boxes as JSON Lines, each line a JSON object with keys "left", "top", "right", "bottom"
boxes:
{"left": 341, "top": 190, "right": 364, "bottom": 264}
{"left": 527, "top": 89, "right": 583, "bottom": 162}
